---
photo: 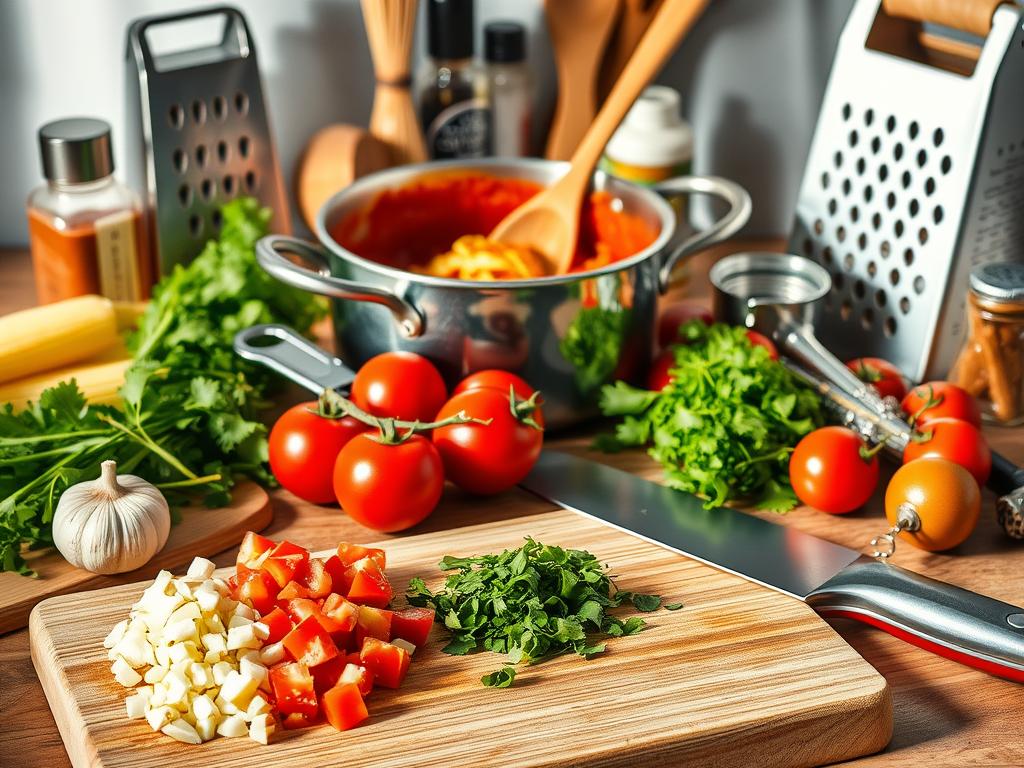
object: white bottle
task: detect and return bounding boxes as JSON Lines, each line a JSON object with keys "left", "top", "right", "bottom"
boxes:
{"left": 601, "top": 86, "right": 693, "bottom": 185}
{"left": 485, "top": 21, "right": 532, "bottom": 158}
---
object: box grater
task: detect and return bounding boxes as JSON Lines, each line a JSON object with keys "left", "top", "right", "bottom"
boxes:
{"left": 790, "top": 0, "right": 1024, "bottom": 382}
{"left": 124, "top": 5, "right": 290, "bottom": 275}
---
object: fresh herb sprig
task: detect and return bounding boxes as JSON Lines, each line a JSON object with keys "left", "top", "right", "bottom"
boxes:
{"left": 407, "top": 538, "right": 673, "bottom": 687}
{"left": 596, "top": 320, "right": 822, "bottom": 512}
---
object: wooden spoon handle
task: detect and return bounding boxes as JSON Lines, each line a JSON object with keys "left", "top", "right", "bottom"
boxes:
{"left": 566, "top": 0, "right": 709, "bottom": 187}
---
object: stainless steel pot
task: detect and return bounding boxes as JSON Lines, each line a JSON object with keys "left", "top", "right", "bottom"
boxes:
{"left": 255, "top": 158, "right": 751, "bottom": 427}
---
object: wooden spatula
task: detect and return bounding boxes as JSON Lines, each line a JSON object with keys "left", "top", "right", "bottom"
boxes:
{"left": 491, "top": 0, "right": 709, "bottom": 274}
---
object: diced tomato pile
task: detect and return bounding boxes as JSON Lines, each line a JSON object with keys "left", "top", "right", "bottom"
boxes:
{"left": 229, "top": 532, "right": 434, "bottom": 733}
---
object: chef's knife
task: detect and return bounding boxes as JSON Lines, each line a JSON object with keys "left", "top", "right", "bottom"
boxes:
{"left": 520, "top": 451, "right": 1024, "bottom": 682}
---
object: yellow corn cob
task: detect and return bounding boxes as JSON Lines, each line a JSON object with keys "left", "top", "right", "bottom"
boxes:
{"left": 0, "top": 358, "right": 131, "bottom": 411}
{"left": 112, "top": 301, "right": 149, "bottom": 331}
{"left": 0, "top": 295, "right": 119, "bottom": 384}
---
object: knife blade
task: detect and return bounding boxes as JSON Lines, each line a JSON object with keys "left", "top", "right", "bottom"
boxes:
{"left": 521, "top": 450, "right": 1024, "bottom": 682}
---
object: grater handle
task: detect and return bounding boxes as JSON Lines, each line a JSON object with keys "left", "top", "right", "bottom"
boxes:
{"left": 127, "top": 6, "right": 253, "bottom": 73}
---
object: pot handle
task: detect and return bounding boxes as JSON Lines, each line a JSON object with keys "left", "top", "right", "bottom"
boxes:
{"left": 256, "top": 235, "right": 425, "bottom": 337}
{"left": 652, "top": 176, "right": 752, "bottom": 292}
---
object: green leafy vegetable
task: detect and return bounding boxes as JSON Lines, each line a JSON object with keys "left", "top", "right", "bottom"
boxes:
{"left": 664, "top": 602, "right": 684, "bottom": 611}
{"left": 596, "top": 321, "right": 822, "bottom": 512}
{"left": 407, "top": 538, "right": 676, "bottom": 687}
{"left": 0, "top": 198, "right": 325, "bottom": 573}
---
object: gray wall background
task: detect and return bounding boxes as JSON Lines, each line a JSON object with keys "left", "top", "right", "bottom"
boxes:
{"left": 0, "top": 0, "right": 854, "bottom": 246}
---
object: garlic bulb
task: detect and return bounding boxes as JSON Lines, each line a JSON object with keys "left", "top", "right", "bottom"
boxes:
{"left": 52, "top": 460, "right": 171, "bottom": 574}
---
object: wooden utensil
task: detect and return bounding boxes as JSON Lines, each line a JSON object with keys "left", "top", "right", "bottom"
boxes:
{"left": 361, "top": 0, "right": 427, "bottom": 166}
{"left": 493, "top": 0, "right": 710, "bottom": 274}
{"left": 30, "top": 508, "right": 891, "bottom": 768}
{"left": 543, "top": 0, "right": 618, "bottom": 161}
{"left": 598, "top": 0, "right": 665, "bottom": 100}
{"left": 1, "top": 481, "right": 270, "bottom": 635}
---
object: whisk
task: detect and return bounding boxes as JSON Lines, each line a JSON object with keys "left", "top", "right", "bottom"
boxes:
{"left": 360, "top": 0, "right": 428, "bottom": 166}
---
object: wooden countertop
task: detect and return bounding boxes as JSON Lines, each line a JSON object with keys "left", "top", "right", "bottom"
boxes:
{"left": 1, "top": 245, "right": 1022, "bottom": 767}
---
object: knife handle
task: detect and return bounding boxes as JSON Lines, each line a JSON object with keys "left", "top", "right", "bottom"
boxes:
{"left": 807, "top": 556, "right": 1024, "bottom": 682}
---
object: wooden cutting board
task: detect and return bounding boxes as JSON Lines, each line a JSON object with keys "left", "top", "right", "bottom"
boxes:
{"left": 30, "top": 509, "right": 892, "bottom": 768}
{"left": 1, "top": 481, "right": 271, "bottom": 635}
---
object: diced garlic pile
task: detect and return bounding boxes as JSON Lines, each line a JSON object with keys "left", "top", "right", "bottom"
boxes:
{"left": 104, "top": 557, "right": 276, "bottom": 746}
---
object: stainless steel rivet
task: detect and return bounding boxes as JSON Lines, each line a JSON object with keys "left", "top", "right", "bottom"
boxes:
{"left": 1006, "top": 613, "right": 1024, "bottom": 629}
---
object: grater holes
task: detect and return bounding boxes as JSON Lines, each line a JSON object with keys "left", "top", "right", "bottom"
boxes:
{"left": 840, "top": 298, "right": 853, "bottom": 321}
{"left": 894, "top": 219, "right": 905, "bottom": 238}
{"left": 822, "top": 246, "right": 834, "bottom": 266}
{"left": 172, "top": 148, "right": 188, "bottom": 174}
{"left": 914, "top": 275, "right": 926, "bottom": 294}
{"left": 843, "top": 253, "right": 855, "bottom": 271}
{"left": 933, "top": 205, "right": 944, "bottom": 224}
{"left": 234, "top": 91, "right": 250, "bottom": 116}
{"left": 889, "top": 268, "right": 900, "bottom": 286}
{"left": 835, "top": 272, "right": 846, "bottom": 290}
{"left": 815, "top": 218, "right": 825, "bottom": 235}
{"left": 871, "top": 212, "right": 882, "bottom": 230}
{"left": 842, "top": 178, "right": 852, "bottom": 195}
{"left": 894, "top": 142, "right": 904, "bottom": 161}
{"left": 886, "top": 191, "right": 896, "bottom": 210}
{"left": 849, "top": 129, "right": 859, "bottom": 148}
{"left": 878, "top": 163, "right": 888, "bottom": 182}
{"left": 211, "top": 209, "right": 223, "bottom": 232}
{"left": 168, "top": 104, "right": 185, "bottom": 130}
{"left": 903, "top": 247, "right": 914, "bottom": 266}
{"left": 856, "top": 157, "right": 866, "bottom": 175}
{"left": 828, "top": 199, "right": 838, "bottom": 215}
{"left": 239, "top": 135, "right": 251, "bottom": 159}
{"left": 850, "top": 205, "right": 860, "bottom": 223}
{"left": 177, "top": 184, "right": 192, "bottom": 208}
{"left": 880, "top": 240, "right": 891, "bottom": 259}
{"left": 925, "top": 177, "right": 936, "bottom": 195}
{"left": 899, "top": 297, "right": 911, "bottom": 314}
{"left": 940, "top": 155, "right": 952, "bottom": 174}
{"left": 191, "top": 99, "right": 207, "bottom": 125}
{"left": 916, "top": 148, "right": 927, "bottom": 168}
{"left": 860, "top": 307, "right": 875, "bottom": 331}
{"left": 200, "top": 178, "right": 215, "bottom": 202}
{"left": 217, "top": 140, "right": 230, "bottom": 163}
{"left": 863, "top": 108, "right": 874, "bottom": 126}
{"left": 195, "top": 144, "right": 208, "bottom": 169}
{"left": 918, "top": 227, "right": 929, "bottom": 244}
{"left": 909, "top": 121, "right": 919, "bottom": 140}
{"left": 901, "top": 170, "right": 911, "bottom": 189}
{"left": 842, "top": 103, "right": 852, "bottom": 120}
{"left": 863, "top": 184, "right": 873, "bottom": 203}
{"left": 884, "top": 316, "right": 897, "bottom": 337}
{"left": 933, "top": 128, "right": 944, "bottom": 147}
{"left": 854, "top": 279, "right": 866, "bottom": 300}
{"left": 223, "top": 175, "right": 236, "bottom": 197}
{"left": 245, "top": 170, "right": 258, "bottom": 193}
{"left": 821, "top": 171, "right": 830, "bottom": 190}
{"left": 857, "top": 232, "right": 867, "bottom": 250}
{"left": 213, "top": 96, "right": 228, "bottom": 121}
{"left": 871, "top": 136, "right": 881, "bottom": 154}
{"left": 836, "top": 225, "right": 847, "bottom": 242}
{"left": 189, "top": 214, "right": 203, "bottom": 239}
{"left": 867, "top": 261, "right": 877, "bottom": 278}
{"left": 909, "top": 198, "right": 919, "bottom": 217}
{"left": 886, "top": 115, "right": 896, "bottom": 133}
{"left": 833, "top": 150, "right": 843, "bottom": 168}
{"left": 875, "top": 289, "right": 887, "bottom": 308}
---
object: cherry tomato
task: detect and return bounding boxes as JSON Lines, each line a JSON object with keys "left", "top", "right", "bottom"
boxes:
{"left": 902, "top": 417, "right": 991, "bottom": 487}
{"left": 788, "top": 426, "right": 879, "bottom": 514}
{"left": 745, "top": 330, "right": 778, "bottom": 360}
{"left": 657, "top": 302, "right": 713, "bottom": 348}
{"left": 269, "top": 403, "right": 366, "bottom": 504}
{"left": 885, "top": 458, "right": 980, "bottom": 551}
{"left": 433, "top": 388, "right": 544, "bottom": 495}
{"left": 351, "top": 352, "right": 447, "bottom": 422}
{"left": 648, "top": 350, "right": 675, "bottom": 391}
{"left": 901, "top": 381, "right": 981, "bottom": 428}
{"left": 846, "top": 357, "right": 907, "bottom": 401}
{"left": 333, "top": 433, "right": 443, "bottom": 532}
{"left": 454, "top": 370, "right": 535, "bottom": 400}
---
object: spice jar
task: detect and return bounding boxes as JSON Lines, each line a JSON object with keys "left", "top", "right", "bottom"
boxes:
{"left": 27, "top": 118, "right": 152, "bottom": 304}
{"left": 951, "top": 262, "right": 1024, "bottom": 425}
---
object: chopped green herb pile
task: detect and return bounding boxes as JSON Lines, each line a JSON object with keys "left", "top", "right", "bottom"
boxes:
{"left": 406, "top": 538, "right": 674, "bottom": 687}
{"left": 0, "top": 198, "right": 325, "bottom": 574}
{"left": 596, "top": 320, "right": 822, "bottom": 512}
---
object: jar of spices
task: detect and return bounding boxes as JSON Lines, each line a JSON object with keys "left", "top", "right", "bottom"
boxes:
{"left": 27, "top": 118, "right": 152, "bottom": 304}
{"left": 951, "top": 262, "right": 1024, "bottom": 425}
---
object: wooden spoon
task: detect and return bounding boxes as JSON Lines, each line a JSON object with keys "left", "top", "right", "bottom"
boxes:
{"left": 491, "top": 0, "right": 709, "bottom": 274}
{"left": 543, "top": 0, "right": 619, "bottom": 162}
{"left": 598, "top": 0, "right": 665, "bottom": 101}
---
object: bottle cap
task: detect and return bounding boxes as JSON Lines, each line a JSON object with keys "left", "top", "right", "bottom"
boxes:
{"left": 970, "top": 262, "right": 1024, "bottom": 303}
{"left": 38, "top": 117, "right": 114, "bottom": 184}
{"left": 485, "top": 21, "right": 525, "bottom": 63}
{"left": 427, "top": 0, "right": 475, "bottom": 60}
{"left": 604, "top": 86, "right": 692, "bottom": 168}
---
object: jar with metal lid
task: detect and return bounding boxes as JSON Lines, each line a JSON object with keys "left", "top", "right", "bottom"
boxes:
{"left": 951, "top": 262, "right": 1024, "bottom": 425}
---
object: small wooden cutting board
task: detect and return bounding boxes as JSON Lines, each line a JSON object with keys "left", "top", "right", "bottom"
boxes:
{"left": 30, "top": 508, "right": 891, "bottom": 768}
{"left": 1, "top": 481, "right": 271, "bottom": 634}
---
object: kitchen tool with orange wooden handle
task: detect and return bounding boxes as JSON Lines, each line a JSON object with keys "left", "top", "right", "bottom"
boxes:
{"left": 493, "top": 0, "right": 709, "bottom": 274}
{"left": 543, "top": 0, "right": 618, "bottom": 161}
{"left": 883, "top": 0, "right": 1005, "bottom": 36}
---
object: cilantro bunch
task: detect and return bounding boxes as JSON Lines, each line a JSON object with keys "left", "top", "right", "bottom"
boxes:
{"left": 0, "top": 198, "right": 325, "bottom": 573}
{"left": 597, "top": 321, "right": 822, "bottom": 511}
{"left": 407, "top": 538, "right": 676, "bottom": 687}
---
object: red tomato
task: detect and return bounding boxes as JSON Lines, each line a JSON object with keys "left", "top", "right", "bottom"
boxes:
{"left": 355, "top": 606, "right": 393, "bottom": 645}
{"left": 336, "top": 543, "right": 387, "bottom": 570}
{"left": 333, "top": 433, "right": 444, "bottom": 532}
{"left": 345, "top": 557, "right": 393, "bottom": 608}
{"left": 269, "top": 404, "right": 365, "bottom": 503}
{"left": 433, "top": 388, "right": 544, "bottom": 495}
{"left": 269, "top": 662, "right": 318, "bottom": 717}
{"left": 359, "top": 637, "right": 411, "bottom": 689}
{"left": 845, "top": 357, "right": 907, "bottom": 401}
{"left": 901, "top": 381, "right": 982, "bottom": 428}
{"left": 278, "top": 580, "right": 311, "bottom": 600}
{"left": 350, "top": 351, "right": 447, "bottom": 422}
{"left": 259, "top": 606, "right": 293, "bottom": 644}
{"left": 745, "top": 330, "right": 778, "bottom": 360}
{"left": 339, "top": 662, "right": 374, "bottom": 697}
{"left": 310, "top": 654, "right": 348, "bottom": 694}
{"left": 648, "top": 350, "right": 675, "bottom": 391}
{"left": 657, "top": 302, "right": 713, "bottom": 348}
{"left": 454, "top": 369, "right": 536, "bottom": 400}
{"left": 322, "top": 594, "right": 359, "bottom": 640}
{"left": 788, "top": 427, "right": 880, "bottom": 514}
{"left": 281, "top": 712, "right": 320, "bottom": 730}
{"left": 236, "top": 531, "right": 274, "bottom": 566}
{"left": 236, "top": 569, "right": 279, "bottom": 615}
{"left": 322, "top": 682, "right": 369, "bottom": 731}
{"left": 902, "top": 417, "right": 991, "bottom": 487}
{"left": 283, "top": 615, "right": 340, "bottom": 668}
{"left": 262, "top": 543, "right": 309, "bottom": 588}
{"left": 295, "top": 557, "right": 333, "bottom": 599}
{"left": 391, "top": 607, "right": 435, "bottom": 648}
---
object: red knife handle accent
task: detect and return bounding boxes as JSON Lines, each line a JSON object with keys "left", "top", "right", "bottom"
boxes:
{"left": 807, "top": 556, "right": 1024, "bottom": 683}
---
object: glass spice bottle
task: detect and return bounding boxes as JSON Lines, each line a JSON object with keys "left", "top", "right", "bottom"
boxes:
{"left": 951, "top": 262, "right": 1024, "bottom": 425}
{"left": 27, "top": 118, "right": 152, "bottom": 305}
